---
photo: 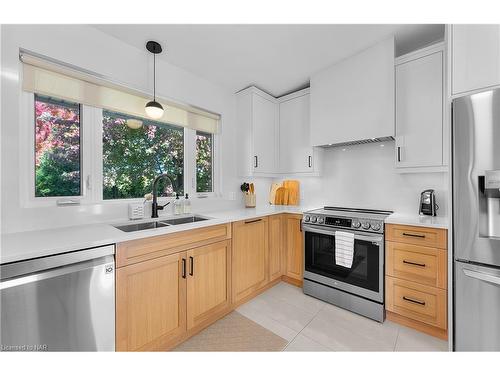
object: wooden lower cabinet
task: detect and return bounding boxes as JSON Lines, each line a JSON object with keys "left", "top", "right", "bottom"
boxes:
{"left": 385, "top": 224, "right": 448, "bottom": 340}
{"left": 231, "top": 217, "right": 269, "bottom": 304}
{"left": 268, "top": 214, "right": 284, "bottom": 281}
{"left": 116, "top": 252, "right": 187, "bottom": 351}
{"left": 116, "top": 213, "right": 306, "bottom": 351}
{"left": 284, "top": 214, "right": 303, "bottom": 284}
{"left": 186, "top": 240, "right": 231, "bottom": 330}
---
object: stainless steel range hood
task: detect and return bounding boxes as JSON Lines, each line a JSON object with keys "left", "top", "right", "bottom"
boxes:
{"left": 319, "top": 136, "right": 395, "bottom": 148}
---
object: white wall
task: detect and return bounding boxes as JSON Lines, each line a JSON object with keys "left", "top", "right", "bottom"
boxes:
{"left": 0, "top": 25, "right": 244, "bottom": 234}
{"left": 274, "top": 141, "right": 449, "bottom": 216}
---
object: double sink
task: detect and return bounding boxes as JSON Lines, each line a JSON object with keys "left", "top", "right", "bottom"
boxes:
{"left": 114, "top": 214, "right": 209, "bottom": 232}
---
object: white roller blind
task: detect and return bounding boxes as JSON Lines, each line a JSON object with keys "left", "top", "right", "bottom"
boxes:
{"left": 21, "top": 53, "right": 220, "bottom": 133}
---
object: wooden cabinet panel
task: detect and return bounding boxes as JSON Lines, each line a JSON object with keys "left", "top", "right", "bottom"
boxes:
{"left": 386, "top": 276, "right": 447, "bottom": 330}
{"left": 186, "top": 240, "right": 231, "bottom": 330}
{"left": 231, "top": 217, "right": 269, "bottom": 303}
{"left": 385, "top": 224, "right": 447, "bottom": 249}
{"left": 395, "top": 49, "right": 443, "bottom": 168}
{"left": 268, "top": 214, "right": 283, "bottom": 281}
{"left": 116, "top": 224, "right": 231, "bottom": 267}
{"left": 386, "top": 241, "right": 447, "bottom": 288}
{"left": 285, "top": 214, "right": 303, "bottom": 282}
{"left": 116, "top": 252, "right": 186, "bottom": 351}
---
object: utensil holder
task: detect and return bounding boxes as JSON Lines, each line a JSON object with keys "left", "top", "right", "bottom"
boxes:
{"left": 245, "top": 194, "right": 256, "bottom": 208}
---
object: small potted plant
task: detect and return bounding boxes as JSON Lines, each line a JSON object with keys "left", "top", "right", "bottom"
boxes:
{"left": 241, "top": 182, "right": 256, "bottom": 208}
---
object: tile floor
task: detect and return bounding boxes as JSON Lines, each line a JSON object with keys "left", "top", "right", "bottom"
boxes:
{"left": 236, "top": 282, "right": 449, "bottom": 351}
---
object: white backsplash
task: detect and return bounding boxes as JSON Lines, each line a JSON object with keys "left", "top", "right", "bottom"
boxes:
{"left": 271, "top": 141, "right": 449, "bottom": 216}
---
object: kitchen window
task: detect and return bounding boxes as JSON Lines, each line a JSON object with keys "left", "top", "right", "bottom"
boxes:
{"left": 102, "top": 111, "right": 184, "bottom": 199}
{"left": 196, "top": 131, "right": 213, "bottom": 193}
{"left": 34, "top": 95, "right": 81, "bottom": 197}
{"left": 21, "top": 54, "right": 220, "bottom": 206}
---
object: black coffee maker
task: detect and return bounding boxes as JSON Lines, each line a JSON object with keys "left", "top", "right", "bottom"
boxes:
{"left": 419, "top": 189, "right": 438, "bottom": 216}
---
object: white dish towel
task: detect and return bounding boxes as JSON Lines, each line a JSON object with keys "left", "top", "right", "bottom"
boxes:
{"left": 335, "top": 231, "right": 355, "bottom": 268}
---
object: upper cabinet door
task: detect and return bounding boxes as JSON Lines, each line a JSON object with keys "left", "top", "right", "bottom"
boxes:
{"left": 252, "top": 93, "right": 278, "bottom": 173}
{"left": 396, "top": 50, "right": 443, "bottom": 168}
{"left": 452, "top": 25, "right": 500, "bottom": 95}
{"left": 236, "top": 87, "right": 278, "bottom": 176}
{"left": 279, "top": 93, "right": 314, "bottom": 173}
{"left": 310, "top": 37, "right": 395, "bottom": 146}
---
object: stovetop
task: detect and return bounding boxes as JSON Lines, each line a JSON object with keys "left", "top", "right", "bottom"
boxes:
{"left": 303, "top": 206, "right": 393, "bottom": 233}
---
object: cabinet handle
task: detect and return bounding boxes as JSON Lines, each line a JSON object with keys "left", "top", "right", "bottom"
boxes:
{"left": 308, "top": 155, "right": 312, "bottom": 168}
{"left": 397, "top": 146, "right": 401, "bottom": 162}
{"left": 402, "top": 296, "right": 426, "bottom": 306}
{"left": 244, "top": 218, "right": 262, "bottom": 224}
{"left": 402, "top": 232, "right": 426, "bottom": 238}
{"left": 403, "top": 260, "right": 426, "bottom": 267}
{"left": 189, "top": 256, "right": 194, "bottom": 276}
{"left": 299, "top": 219, "right": 302, "bottom": 232}
{"left": 254, "top": 155, "right": 258, "bottom": 168}
{"left": 182, "top": 258, "right": 186, "bottom": 279}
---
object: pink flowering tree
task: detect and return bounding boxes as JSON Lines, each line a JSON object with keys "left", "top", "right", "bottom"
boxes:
{"left": 35, "top": 98, "right": 81, "bottom": 197}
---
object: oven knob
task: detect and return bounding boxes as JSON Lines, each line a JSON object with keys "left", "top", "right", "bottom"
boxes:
{"left": 352, "top": 220, "right": 361, "bottom": 228}
{"left": 311, "top": 216, "right": 317, "bottom": 223}
{"left": 371, "top": 222, "right": 381, "bottom": 231}
{"left": 361, "top": 221, "right": 371, "bottom": 230}
{"left": 317, "top": 217, "right": 324, "bottom": 224}
{"left": 304, "top": 215, "right": 310, "bottom": 222}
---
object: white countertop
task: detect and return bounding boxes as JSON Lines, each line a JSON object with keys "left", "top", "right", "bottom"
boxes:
{"left": 0, "top": 205, "right": 308, "bottom": 264}
{"left": 1, "top": 205, "right": 449, "bottom": 264}
{"left": 385, "top": 213, "right": 449, "bottom": 229}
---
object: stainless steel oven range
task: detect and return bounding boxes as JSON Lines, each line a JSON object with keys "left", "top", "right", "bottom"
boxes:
{"left": 302, "top": 207, "right": 392, "bottom": 322}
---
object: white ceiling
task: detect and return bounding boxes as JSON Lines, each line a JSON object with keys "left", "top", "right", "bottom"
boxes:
{"left": 93, "top": 24, "right": 444, "bottom": 97}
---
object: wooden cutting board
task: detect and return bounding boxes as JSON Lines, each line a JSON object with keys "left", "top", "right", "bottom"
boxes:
{"left": 269, "top": 183, "right": 280, "bottom": 204}
{"left": 274, "top": 187, "right": 286, "bottom": 205}
{"left": 282, "top": 180, "right": 300, "bottom": 205}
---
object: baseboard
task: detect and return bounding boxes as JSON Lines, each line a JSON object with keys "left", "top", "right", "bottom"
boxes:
{"left": 281, "top": 275, "right": 303, "bottom": 287}
{"left": 386, "top": 310, "right": 448, "bottom": 341}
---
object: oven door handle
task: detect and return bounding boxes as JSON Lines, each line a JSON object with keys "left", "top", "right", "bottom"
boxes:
{"left": 302, "top": 224, "right": 383, "bottom": 243}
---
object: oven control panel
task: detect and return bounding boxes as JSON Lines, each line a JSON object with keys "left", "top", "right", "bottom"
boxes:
{"left": 303, "top": 215, "right": 384, "bottom": 233}
{"left": 325, "top": 216, "right": 351, "bottom": 227}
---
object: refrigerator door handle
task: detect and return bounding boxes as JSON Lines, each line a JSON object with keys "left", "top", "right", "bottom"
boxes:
{"left": 463, "top": 268, "right": 500, "bottom": 286}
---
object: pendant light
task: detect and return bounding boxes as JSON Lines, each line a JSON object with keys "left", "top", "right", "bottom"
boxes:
{"left": 145, "top": 41, "right": 164, "bottom": 119}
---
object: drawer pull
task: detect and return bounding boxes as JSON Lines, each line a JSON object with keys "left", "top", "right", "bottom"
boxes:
{"left": 189, "top": 256, "right": 194, "bottom": 276}
{"left": 403, "top": 260, "right": 426, "bottom": 267}
{"left": 402, "top": 232, "right": 426, "bottom": 238}
{"left": 244, "top": 218, "right": 262, "bottom": 224}
{"left": 402, "top": 296, "right": 426, "bottom": 306}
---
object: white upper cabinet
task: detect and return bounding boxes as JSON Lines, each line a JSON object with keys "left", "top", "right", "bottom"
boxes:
{"left": 395, "top": 44, "right": 444, "bottom": 169}
{"left": 310, "top": 37, "right": 395, "bottom": 146}
{"left": 236, "top": 87, "right": 279, "bottom": 176}
{"left": 452, "top": 25, "right": 500, "bottom": 95}
{"left": 278, "top": 90, "right": 320, "bottom": 174}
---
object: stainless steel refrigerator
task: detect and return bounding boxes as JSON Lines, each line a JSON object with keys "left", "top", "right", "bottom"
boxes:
{"left": 453, "top": 89, "right": 500, "bottom": 351}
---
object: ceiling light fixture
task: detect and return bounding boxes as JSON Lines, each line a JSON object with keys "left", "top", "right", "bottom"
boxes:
{"left": 145, "top": 41, "right": 164, "bottom": 119}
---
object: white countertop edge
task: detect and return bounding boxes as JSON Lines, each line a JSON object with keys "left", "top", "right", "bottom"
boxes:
{"left": 0, "top": 205, "right": 308, "bottom": 264}
{"left": 385, "top": 213, "right": 449, "bottom": 229}
{"left": 1, "top": 206, "right": 450, "bottom": 264}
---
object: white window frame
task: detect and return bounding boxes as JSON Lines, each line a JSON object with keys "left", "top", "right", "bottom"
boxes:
{"left": 21, "top": 92, "right": 220, "bottom": 206}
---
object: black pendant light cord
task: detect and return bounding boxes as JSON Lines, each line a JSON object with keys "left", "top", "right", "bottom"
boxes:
{"left": 153, "top": 53, "right": 156, "bottom": 101}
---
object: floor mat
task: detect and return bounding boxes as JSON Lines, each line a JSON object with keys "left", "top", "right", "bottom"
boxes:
{"left": 173, "top": 311, "right": 288, "bottom": 351}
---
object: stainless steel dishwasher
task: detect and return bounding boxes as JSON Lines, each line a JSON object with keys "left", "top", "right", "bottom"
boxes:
{"left": 0, "top": 245, "right": 115, "bottom": 351}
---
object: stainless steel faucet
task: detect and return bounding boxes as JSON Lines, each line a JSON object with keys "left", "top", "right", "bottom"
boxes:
{"left": 151, "top": 174, "right": 174, "bottom": 218}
